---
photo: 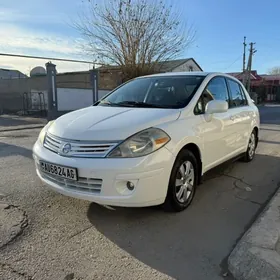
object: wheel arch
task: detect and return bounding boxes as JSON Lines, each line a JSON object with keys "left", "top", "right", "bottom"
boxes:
{"left": 177, "top": 143, "right": 203, "bottom": 184}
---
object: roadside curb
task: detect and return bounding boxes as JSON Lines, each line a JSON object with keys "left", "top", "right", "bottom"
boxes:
{"left": 0, "top": 125, "right": 45, "bottom": 132}
{"left": 228, "top": 188, "right": 280, "bottom": 280}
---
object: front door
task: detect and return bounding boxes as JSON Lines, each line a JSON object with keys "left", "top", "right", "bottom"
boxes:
{"left": 194, "top": 76, "right": 237, "bottom": 171}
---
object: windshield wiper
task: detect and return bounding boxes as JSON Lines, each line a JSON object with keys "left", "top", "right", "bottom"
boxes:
{"left": 115, "top": 101, "right": 167, "bottom": 108}
{"left": 98, "top": 100, "right": 119, "bottom": 106}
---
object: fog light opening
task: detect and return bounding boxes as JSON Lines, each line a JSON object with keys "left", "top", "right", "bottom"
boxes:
{"left": 126, "top": 181, "right": 135, "bottom": 191}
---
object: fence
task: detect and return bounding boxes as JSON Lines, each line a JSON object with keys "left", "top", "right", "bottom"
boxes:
{"left": 0, "top": 67, "right": 120, "bottom": 116}
{"left": 0, "top": 75, "right": 47, "bottom": 114}
{"left": 23, "top": 91, "right": 47, "bottom": 116}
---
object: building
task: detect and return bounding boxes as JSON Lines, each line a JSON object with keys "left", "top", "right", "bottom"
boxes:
{"left": 228, "top": 70, "right": 280, "bottom": 102}
{"left": 155, "top": 58, "right": 203, "bottom": 72}
{"left": 0, "top": 68, "right": 27, "bottom": 79}
{"left": 98, "top": 58, "right": 203, "bottom": 85}
{"left": 100, "top": 58, "right": 202, "bottom": 73}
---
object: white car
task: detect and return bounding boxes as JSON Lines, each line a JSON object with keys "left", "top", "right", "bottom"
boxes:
{"left": 33, "top": 72, "right": 259, "bottom": 212}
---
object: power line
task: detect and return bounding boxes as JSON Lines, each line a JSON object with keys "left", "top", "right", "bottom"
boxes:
{"left": 0, "top": 52, "right": 103, "bottom": 65}
{"left": 224, "top": 55, "right": 242, "bottom": 71}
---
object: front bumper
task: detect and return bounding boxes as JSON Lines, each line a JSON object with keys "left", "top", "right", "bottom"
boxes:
{"left": 33, "top": 141, "right": 175, "bottom": 207}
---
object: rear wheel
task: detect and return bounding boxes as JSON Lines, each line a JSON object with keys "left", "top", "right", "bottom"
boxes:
{"left": 242, "top": 130, "right": 257, "bottom": 162}
{"left": 163, "top": 150, "right": 198, "bottom": 212}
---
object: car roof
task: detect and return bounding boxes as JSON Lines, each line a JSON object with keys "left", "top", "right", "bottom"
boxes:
{"left": 137, "top": 71, "right": 241, "bottom": 82}
{"left": 138, "top": 71, "right": 210, "bottom": 78}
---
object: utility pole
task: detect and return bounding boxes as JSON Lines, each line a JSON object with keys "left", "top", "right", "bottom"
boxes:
{"left": 242, "top": 36, "right": 247, "bottom": 85}
{"left": 246, "top": 42, "right": 257, "bottom": 94}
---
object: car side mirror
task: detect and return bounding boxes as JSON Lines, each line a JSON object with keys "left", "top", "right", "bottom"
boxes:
{"left": 205, "top": 100, "right": 228, "bottom": 114}
{"left": 204, "top": 100, "right": 228, "bottom": 122}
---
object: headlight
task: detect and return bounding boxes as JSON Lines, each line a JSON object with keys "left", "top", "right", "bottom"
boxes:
{"left": 38, "top": 120, "right": 55, "bottom": 145}
{"left": 107, "top": 128, "right": 170, "bottom": 158}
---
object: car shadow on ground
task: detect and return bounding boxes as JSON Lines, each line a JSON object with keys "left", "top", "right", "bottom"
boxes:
{"left": 0, "top": 142, "right": 32, "bottom": 159}
{"left": 0, "top": 115, "right": 44, "bottom": 127}
{"left": 87, "top": 154, "right": 280, "bottom": 280}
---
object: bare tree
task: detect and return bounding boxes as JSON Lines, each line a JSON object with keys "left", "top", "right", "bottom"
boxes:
{"left": 268, "top": 67, "right": 280, "bottom": 75}
{"left": 76, "top": 0, "right": 195, "bottom": 80}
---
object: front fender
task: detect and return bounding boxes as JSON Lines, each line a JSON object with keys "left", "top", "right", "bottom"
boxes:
{"left": 156, "top": 117, "right": 204, "bottom": 169}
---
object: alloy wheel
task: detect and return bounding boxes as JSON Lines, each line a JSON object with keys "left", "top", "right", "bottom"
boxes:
{"left": 248, "top": 132, "right": 256, "bottom": 159}
{"left": 175, "top": 161, "right": 195, "bottom": 203}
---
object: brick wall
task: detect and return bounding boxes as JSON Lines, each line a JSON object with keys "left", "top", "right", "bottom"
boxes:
{"left": 55, "top": 69, "right": 122, "bottom": 90}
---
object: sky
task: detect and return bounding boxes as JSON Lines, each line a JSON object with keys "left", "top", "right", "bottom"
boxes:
{"left": 0, "top": 0, "right": 279, "bottom": 75}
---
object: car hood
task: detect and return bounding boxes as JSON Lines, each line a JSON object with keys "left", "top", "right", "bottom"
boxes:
{"left": 48, "top": 106, "right": 180, "bottom": 141}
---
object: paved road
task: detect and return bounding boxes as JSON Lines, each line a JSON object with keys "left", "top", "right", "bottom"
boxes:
{"left": 1, "top": 105, "right": 280, "bottom": 280}
{"left": 0, "top": 115, "right": 46, "bottom": 129}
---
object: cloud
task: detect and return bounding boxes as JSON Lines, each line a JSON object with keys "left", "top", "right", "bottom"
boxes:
{"left": 0, "top": 22, "right": 92, "bottom": 74}
{"left": 0, "top": 24, "right": 82, "bottom": 55}
{"left": 0, "top": 7, "right": 64, "bottom": 24}
{"left": 0, "top": 4, "right": 99, "bottom": 74}
{"left": 0, "top": 56, "right": 93, "bottom": 75}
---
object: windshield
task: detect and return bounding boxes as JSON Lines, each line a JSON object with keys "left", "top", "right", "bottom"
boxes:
{"left": 97, "top": 75, "right": 205, "bottom": 109}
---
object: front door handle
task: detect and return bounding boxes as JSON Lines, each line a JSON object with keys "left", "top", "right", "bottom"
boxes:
{"left": 230, "top": 115, "right": 235, "bottom": 121}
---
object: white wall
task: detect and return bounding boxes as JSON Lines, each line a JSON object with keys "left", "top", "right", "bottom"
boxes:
{"left": 173, "top": 60, "right": 202, "bottom": 72}
{"left": 57, "top": 88, "right": 110, "bottom": 111}
{"left": 99, "top": 89, "right": 111, "bottom": 99}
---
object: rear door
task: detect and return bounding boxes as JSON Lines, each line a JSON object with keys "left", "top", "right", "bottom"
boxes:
{"left": 226, "top": 78, "right": 251, "bottom": 151}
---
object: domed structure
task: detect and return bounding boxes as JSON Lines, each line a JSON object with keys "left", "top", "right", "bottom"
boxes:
{"left": 30, "top": 66, "right": 46, "bottom": 77}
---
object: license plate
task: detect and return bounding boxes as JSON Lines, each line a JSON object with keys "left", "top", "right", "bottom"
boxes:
{"left": 39, "top": 161, "right": 77, "bottom": 181}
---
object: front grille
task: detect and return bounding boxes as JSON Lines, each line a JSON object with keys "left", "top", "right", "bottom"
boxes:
{"left": 39, "top": 170, "right": 102, "bottom": 194}
{"left": 44, "top": 133, "right": 118, "bottom": 158}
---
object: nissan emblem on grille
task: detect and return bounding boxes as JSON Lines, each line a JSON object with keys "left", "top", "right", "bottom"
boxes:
{"left": 61, "top": 143, "right": 71, "bottom": 155}
{"left": 44, "top": 133, "right": 118, "bottom": 158}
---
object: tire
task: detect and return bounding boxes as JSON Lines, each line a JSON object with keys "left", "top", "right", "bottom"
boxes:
{"left": 242, "top": 130, "right": 257, "bottom": 162}
{"left": 163, "top": 149, "right": 198, "bottom": 212}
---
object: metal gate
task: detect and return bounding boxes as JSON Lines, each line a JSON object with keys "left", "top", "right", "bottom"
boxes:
{"left": 23, "top": 91, "right": 47, "bottom": 116}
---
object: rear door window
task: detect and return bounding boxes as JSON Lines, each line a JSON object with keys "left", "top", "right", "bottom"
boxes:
{"left": 227, "top": 79, "right": 247, "bottom": 107}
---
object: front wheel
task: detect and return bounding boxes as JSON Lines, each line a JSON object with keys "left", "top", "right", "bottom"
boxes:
{"left": 242, "top": 130, "right": 257, "bottom": 162}
{"left": 163, "top": 150, "right": 198, "bottom": 212}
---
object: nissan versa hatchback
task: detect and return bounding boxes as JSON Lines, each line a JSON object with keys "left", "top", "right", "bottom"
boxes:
{"left": 33, "top": 72, "right": 259, "bottom": 212}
